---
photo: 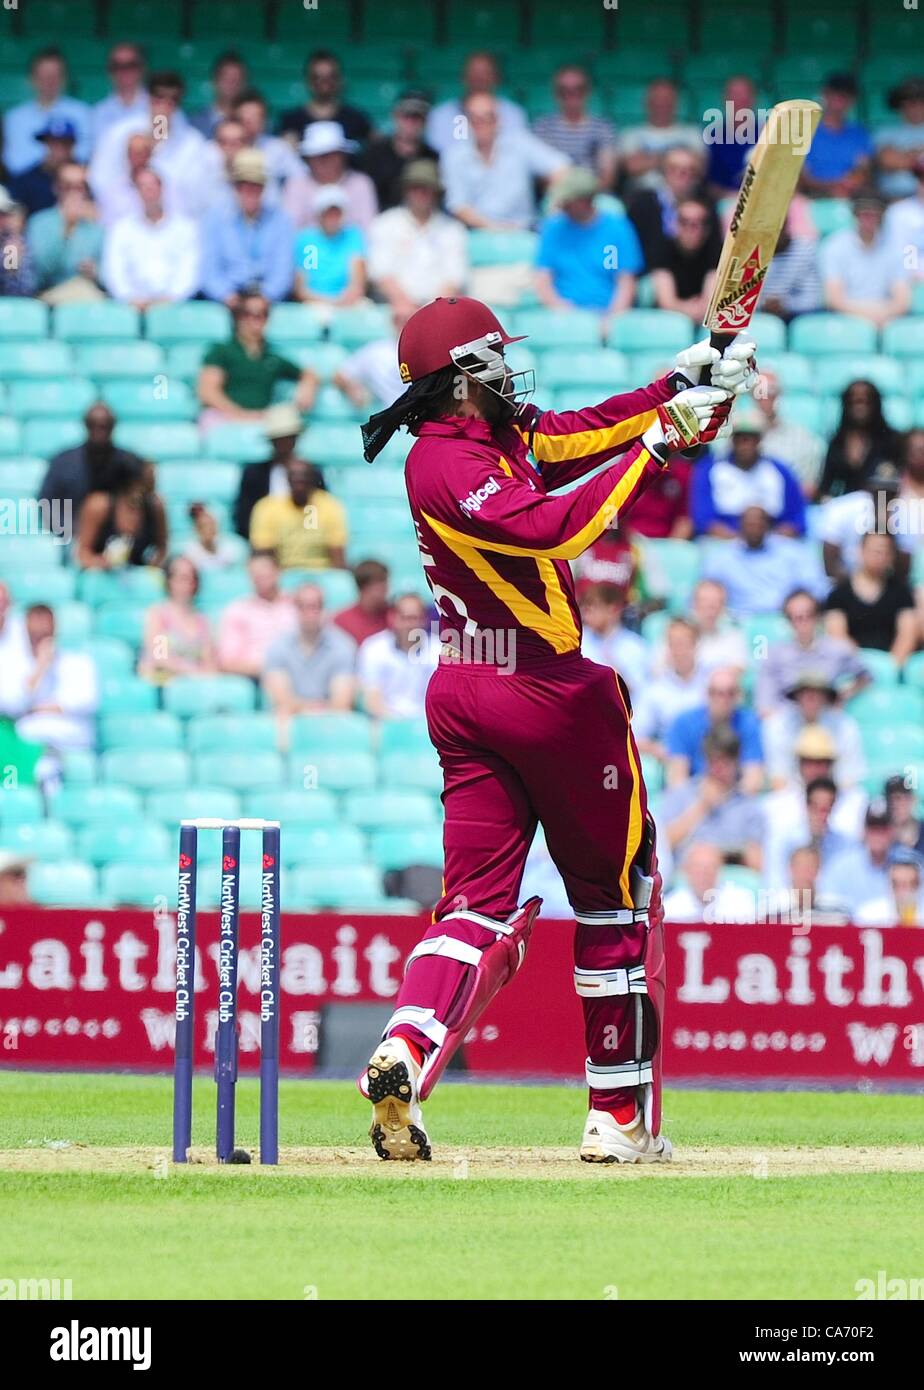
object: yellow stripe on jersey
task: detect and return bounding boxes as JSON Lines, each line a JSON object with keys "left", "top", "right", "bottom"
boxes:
{"left": 612, "top": 673, "right": 644, "bottom": 908}
{"left": 535, "top": 557, "right": 580, "bottom": 648}
{"left": 422, "top": 447, "right": 652, "bottom": 564}
{"left": 433, "top": 529, "right": 579, "bottom": 654}
{"left": 496, "top": 455, "right": 513, "bottom": 477}
{"left": 530, "top": 410, "right": 657, "bottom": 464}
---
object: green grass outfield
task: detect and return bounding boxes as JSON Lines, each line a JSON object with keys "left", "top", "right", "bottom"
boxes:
{"left": 1, "top": 1073, "right": 922, "bottom": 1300}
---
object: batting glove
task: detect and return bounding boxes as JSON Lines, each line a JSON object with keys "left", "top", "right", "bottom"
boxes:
{"left": 642, "top": 386, "right": 733, "bottom": 462}
{"left": 712, "top": 334, "right": 759, "bottom": 396}
{"left": 670, "top": 339, "right": 720, "bottom": 390}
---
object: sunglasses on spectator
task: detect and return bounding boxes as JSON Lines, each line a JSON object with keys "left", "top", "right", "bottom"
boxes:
{"left": 239, "top": 307, "right": 268, "bottom": 319}
{"left": 110, "top": 58, "right": 141, "bottom": 71}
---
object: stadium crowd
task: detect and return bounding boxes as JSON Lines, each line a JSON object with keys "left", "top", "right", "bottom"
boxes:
{"left": 1, "top": 8, "right": 924, "bottom": 925}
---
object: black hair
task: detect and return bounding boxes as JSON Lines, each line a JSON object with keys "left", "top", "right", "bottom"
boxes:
{"left": 362, "top": 365, "right": 461, "bottom": 463}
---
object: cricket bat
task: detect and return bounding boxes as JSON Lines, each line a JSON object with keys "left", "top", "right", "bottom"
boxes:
{"left": 703, "top": 99, "right": 822, "bottom": 347}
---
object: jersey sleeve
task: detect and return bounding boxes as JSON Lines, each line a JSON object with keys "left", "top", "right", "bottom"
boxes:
{"left": 518, "top": 376, "right": 677, "bottom": 488}
{"left": 419, "top": 438, "right": 665, "bottom": 563}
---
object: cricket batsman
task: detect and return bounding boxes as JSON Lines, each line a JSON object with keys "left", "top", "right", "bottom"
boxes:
{"left": 359, "top": 296, "right": 756, "bottom": 1163}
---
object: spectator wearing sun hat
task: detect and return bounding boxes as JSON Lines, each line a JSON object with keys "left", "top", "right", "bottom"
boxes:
{"left": 200, "top": 149, "right": 294, "bottom": 305}
{"left": 368, "top": 160, "right": 468, "bottom": 313}
{"left": 293, "top": 184, "right": 367, "bottom": 305}
{"left": 535, "top": 166, "right": 643, "bottom": 315}
{"left": 233, "top": 402, "right": 307, "bottom": 539}
{"left": 282, "top": 120, "right": 378, "bottom": 231}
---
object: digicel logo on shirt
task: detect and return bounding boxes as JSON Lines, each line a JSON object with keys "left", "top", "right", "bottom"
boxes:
{"left": 459, "top": 477, "right": 501, "bottom": 515}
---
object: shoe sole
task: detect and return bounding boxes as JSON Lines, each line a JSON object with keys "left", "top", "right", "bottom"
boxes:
{"left": 366, "top": 1053, "right": 431, "bottom": 1162}
{"left": 580, "top": 1137, "right": 673, "bottom": 1165}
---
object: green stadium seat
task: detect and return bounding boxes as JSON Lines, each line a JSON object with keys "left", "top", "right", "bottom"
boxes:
{"left": 283, "top": 825, "right": 366, "bottom": 868}
{"left": 74, "top": 341, "right": 165, "bottom": 379}
{"left": 882, "top": 395, "right": 913, "bottom": 431}
{"left": 291, "top": 749, "right": 376, "bottom": 792}
{"left": 10, "top": 568, "right": 76, "bottom": 606}
{"left": 640, "top": 755, "right": 664, "bottom": 795}
{"left": 614, "top": 2, "right": 690, "bottom": 47}
{"left": 164, "top": 675, "right": 256, "bottom": 717}
{"left": 789, "top": 314, "right": 878, "bottom": 356}
{"left": 196, "top": 569, "right": 251, "bottom": 609}
{"left": 31, "top": 861, "right": 101, "bottom": 907}
{"left": 53, "top": 784, "right": 143, "bottom": 825}
{"left": 275, "top": 1, "right": 352, "bottom": 39}
{"left": 21, "top": 418, "right": 85, "bottom": 456}
{"left": 748, "top": 313, "right": 786, "bottom": 353}
{"left": 856, "top": 649, "right": 900, "bottom": 687}
{"left": 329, "top": 307, "right": 391, "bottom": 347}
{"left": 759, "top": 352, "right": 814, "bottom": 394}
{"left": 266, "top": 303, "right": 325, "bottom": 344}
{"left": 468, "top": 230, "right": 539, "bottom": 266}
{"left": 289, "top": 713, "right": 374, "bottom": 754}
{"left": 882, "top": 321, "right": 924, "bottom": 359}
{"left": 202, "top": 423, "right": 269, "bottom": 462}
{"left": 0, "top": 534, "right": 62, "bottom": 572}
{"left": 156, "top": 460, "right": 240, "bottom": 503}
{"left": 743, "top": 614, "right": 791, "bottom": 648}
{"left": 302, "top": 422, "right": 362, "bottom": 465}
{"left": 902, "top": 653, "right": 924, "bottom": 692}
{"left": 380, "top": 750, "right": 442, "bottom": 794}
{"left": 55, "top": 607, "right": 95, "bottom": 654}
{"left": 114, "top": 422, "right": 200, "bottom": 459}
{"left": 8, "top": 379, "right": 96, "bottom": 418}
{"left": 540, "top": 349, "right": 630, "bottom": 390}
{"left": 59, "top": 749, "right": 96, "bottom": 784}
{"left": 607, "top": 310, "right": 693, "bottom": 352}
{"left": 336, "top": 468, "right": 406, "bottom": 503}
{"left": 78, "top": 568, "right": 164, "bottom": 607}
{"left": 446, "top": 0, "right": 524, "bottom": 43}
{"left": 98, "top": 749, "right": 190, "bottom": 791}
{"left": 100, "top": 379, "right": 197, "bottom": 422}
{"left": 244, "top": 787, "right": 338, "bottom": 825}
{"left": 148, "top": 787, "right": 241, "bottom": 827}
{"left": 379, "top": 720, "right": 432, "bottom": 757}
{"left": 20, "top": 0, "right": 98, "bottom": 32}
{"left": 100, "top": 711, "right": 183, "bottom": 751}
{"left": 78, "top": 819, "right": 171, "bottom": 867}
{"left": 145, "top": 302, "right": 231, "bottom": 345}
{"left": 0, "top": 299, "right": 49, "bottom": 339}
{"left": 195, "top": 750, "right": 284, "bottom": 789}
{"left": 288, "top": 343, "right": 348, "bottom": 379}
{"left": 0, "top": 785, "right": 44, "bottom": 824}
{"left": 640, "top": 610, "right": 671, "bottom": 646}
{"left": 166, "top": 342, "right": 208, "bottom": 382}
{"left": 93, "top": 603, "right": 147, "bottom": 647}
{"left": 868, "top": 10, "right": 920, "bottom": 55}
{"left": 808, "top": 199, "right": 853, "bottom": 238}
{"left": 186, "top": 713, "right": 278, "bottom": 756}
{"left": 0, "top": 340, "right": 73, "bottom": 378}
{"left": 288, "top": 865, "right": 388, "bottom": 910}
{"left": 0, "top": 811, "right": 71, "bottom": 856}
{"left": 100, "top": 861, "right": 176, "bottom": 907}
{"left": 369, "top": 827, "right": 443, "bottom": 872}
{"left": 776, "top": 393, "right": 827, "bottom": 433}
{"left": 97, "top": 675, "right": 158, "bottom": 714}
{"left": 512, "top": 309, "right": 603, "bottom": 349}
{"left": 638, "top": 539, "right": 701, "bottom": 611}
{"left": 54, "top": 302, "right": 140, "bottom": 341}
{"left": 345, "top": 790, "right": 438, "bottom": 831}
{"left": 76, "top": 637, "right": 132, "bottom": 678}
{"left": 189, "top": 0, "right": 266, "bottom": 37}
{"left": 312, "top": 385, "right": 361, "bottom": 421}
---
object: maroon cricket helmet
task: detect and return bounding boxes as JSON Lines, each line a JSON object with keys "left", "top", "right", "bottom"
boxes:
{"left": 397, "top": 296, "right": 526, "bottom": 385}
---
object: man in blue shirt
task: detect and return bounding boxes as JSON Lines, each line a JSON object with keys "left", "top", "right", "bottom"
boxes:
{"left": 705, "top": 76, "right": 757, "bottom": 196}
{"left": 200, "top": 149, "right": 294, "bottom": 305}
{"left": 691, "top": 409, "right": 806, "bottom": 536}
{"left": 666, "top": 666, "right": 765, "bottom": 794}
{"left": 702, "top": 507, "right": 829, "bottom": 618}
{"left": 535, "top": 166, "right": 643, "bottom": 317}
{"left": 3, "top": 48, "right": 90, "bottom": 175}
{"left": 803, "top": 74, "right": 873, "bottom": 198}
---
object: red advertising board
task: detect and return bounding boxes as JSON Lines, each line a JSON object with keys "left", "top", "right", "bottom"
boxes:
{"left": 0, "top": 908, "right": 922, "bottom": 1084}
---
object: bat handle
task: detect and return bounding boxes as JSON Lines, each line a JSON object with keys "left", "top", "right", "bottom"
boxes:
{"left": 709, "top": 330, "right": 733, "bottom": 353}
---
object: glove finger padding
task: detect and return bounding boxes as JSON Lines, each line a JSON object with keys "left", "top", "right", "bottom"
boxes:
{"left": 712, "top": 333, "right": 759, "bottom": 395}
{"left": 644, "top": 385, "right": 732, "bottom": 459}
{"left": 671, "top": 339, "right": 720, "bottom": 389}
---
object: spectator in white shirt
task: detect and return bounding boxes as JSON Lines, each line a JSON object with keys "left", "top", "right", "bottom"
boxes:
{"left": 357, "top": 594, "right": 438, "bottom": 719}
{"left": 333, "top": 308, "right": 408, "bottom": 410}
{"left": 91, "top": 129, "right": 154, "bottom": 225}
{"left": 426, "top": 50, "right": 527, "bottom": 155}
{"left": 90, "top": 71, "right": 207, "bottom": 222}
{"left": 441, "top": 92, "right": 568, "bottom": 230}
{"left": 883, "top": 151, "right": 924, "bottom": 278}
{"left": 0, "top": 603, "right": 98, "bottom": 752}
{"left": 91, "top": 43, "right": 149, "bottom": 148}
{"left": 0, "top": 582, "right": 29, "bottom": 668}
{"left": 763, "top": 725, "right": 867, "bottom": 870}
{"left": 855, "top": 847, "right": 924, "bottom": 926}
{"left": 283, "top": 121, "right": 378, "bottom": 231}
{"left": 579, "top": 583, "right": 650, "bottom": 696}
{"left": 618, "top": 78, "right": 703, "bottom": 194}
{"left": 368, "top": 160, "right": 468, "bottom": 314}
{"left": 633, "top": 616, "right": 705, "bottom": 761}
{"left": 687, "top": 580, "right": 748, "bottom": 672}
{"left": 820, "top": 193, "right": 911, "bottom": 329}
{"left": 102, "top": 166, "right": 200, "bottom": 306}
{"left": 662, "top": 843, "right": 757, "bottom": 923}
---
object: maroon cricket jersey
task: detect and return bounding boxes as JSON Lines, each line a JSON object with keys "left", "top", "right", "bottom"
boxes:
{"left": 404, "top": 381, "right": 675, "bottom": 667}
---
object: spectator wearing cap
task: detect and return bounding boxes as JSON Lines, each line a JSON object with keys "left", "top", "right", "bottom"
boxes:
{"left": 198, "top": 291, "right": 318, "bottom": 427}
{"left": 758, "top": 210, "right": 822, "bottom": 322}
{"left": 651, "top": 195, "right": 719, "bottom": 321}
{"left": 2, "top": 47, "right": 90, "bottom": 175}
{"left": 201, "top": 149, "right": 294, "bottom": 305}
{"left": 368, "top": 161, "right": 468, "bottom": 314}
{"left": 7, "top": 117, "right": 77, "bottom": 215}
{"left": 856, "top": 846, "right": 924, "bottom": 926}
{"left": 217, "top": 550, "right": 295, "bottom": 679}
{"left": 0, "top": 188, "right": 36, "bottom": 297}
{"left": 190, "top": 51, "right": 248, "bottom": 137}
{"left": 233, "top": 90, "right": 303, "bottom": 198}
{"left": 821, "top": 194, "right": 911, "bottom": 329}
{"left": 283, "top": 121, "right": 378, "bottom": 231}
{"left": 425, "top": 51, "right": 527, "bottom": 156}
{"left": 249, "top": 457, "right": 348, "bottom": 570}
{"left": 885, "top": 775, "right": 924, "bottom": 857}
{"left": 633, "top": 617, "right": 706, "bottom": 763}
{"left": 263, "top": 584, "right": 357, "bottom": 734}
{"left": 662, "top": 843, "right": 758, "bottom": 924}
{"left": 704, "top": 76, "right": 758, "bottom": 198}
{"left": 802, "top": 75, "right": 873, "bottom": 198}
{"left": 750, "top": 370, "right": 825, "bottom": 499}
{"left": 293, "top": 185, "right": 367, "bottom": 305}
{"left": 0, "top": 850, "right": 32, "bottom": 907}
{"left": 233, "top": 403, "right": 304, "bottom": 538}
{"left": 884, "top": 150, "right": 924, "bottom": 279}
{"left": 764, "top": 727, "right": 867, "bottom": 881}
{"left": 618, "top": 79, "right": 703, "bottom": 194}
{"left": 661, "top": 725, "right": 765, "bottom": 871}
{"left": 26, "top": 161, "right": 103, "bottom": 303}
{"left": 817, "top": 381, "right": 903, "bottom": 504}
{"left": 334, "top": 560, "right": 391, "bottom": 647}
{"left": 627, "top": 144, "right": 715, "bottom": 270}
{"left": 578, "top": 583, "right": 650, "bottom": 696}
{"left": 441, "top": 92, "right": 568, "bottom": 231}
{"left": 702, "top": 507, "right": 826, "bottom": 617}
{"left": 692, "top": 410, "right": 807, "bottom": 538}
{"left": 755, "top": 588, "right": 869, "bottom": 717}
{"left": 763, "top": 672, "right": 865, "bottom": 791}
{"left": 535, "top": 167, "right": 642, "bottom": 318}
{"left": 333, "top": 307, "right": 408, "bottom": 411}
{"left": 0, "top": 603, "right": 98, "bottom": 754}
{"left": 357, "top": 594, "right": 438, "bottom": 720}
{"left": 90, "top": 71, "right": 207, "bottom": 223}
{"left": 91, "top": 43, "right": 149, "bottom": 146}
{"left": 665, "top": 666, "right": 764, "bottom": 794}
{"left": 876, "top": 79, "right": 924, "bottom": 201}
{"left": 277, "top": 50, "right": 372, "bottom": 150}
{"left": 818, "top": 797, "right": 895, "bottom": 915}
{"left": 532, "top": 64, "right": 617, "bottom": 187}
{"left": 102, "top": 167, "right": 199, "bottom": 307}
{"left": 360, "top": 91, "right": 438, "bottom": 211}
{"left": 824, "top": 531, "right": 919, "bottom": 665}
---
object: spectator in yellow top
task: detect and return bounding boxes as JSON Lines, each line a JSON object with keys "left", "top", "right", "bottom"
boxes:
{"left": 248, "top": 457, "right": 348, "bottom": 569}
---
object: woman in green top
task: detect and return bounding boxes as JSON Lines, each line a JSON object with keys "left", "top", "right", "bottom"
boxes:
{"left": 197, "top": 290, "right": 318, "bottom": 426}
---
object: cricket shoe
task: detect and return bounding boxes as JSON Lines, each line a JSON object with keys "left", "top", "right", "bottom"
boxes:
{"left": 361, "top": 1036, "right": 431, "bottom": 1161}
{"left": 579, "top": 1108, "right": 672, "bottom": 1165}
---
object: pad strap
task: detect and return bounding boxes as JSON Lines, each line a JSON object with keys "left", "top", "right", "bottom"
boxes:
{"left": 406, "top": 935, "right": 484, "bottom": 971}
{"left": 386, "top": 1005, "right": 448, "bottom": 1047}
{"left": 439, "top": 908, "right": 516, "bottom": 936}
{"left": 573, "top": 964, "right": 648, "bottom": 998}
{"left": 585, "top": 1058, "right": 654, "bottom": 1088}
{"left": 575, "top": 908, "right": 649, "bottom": 926}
